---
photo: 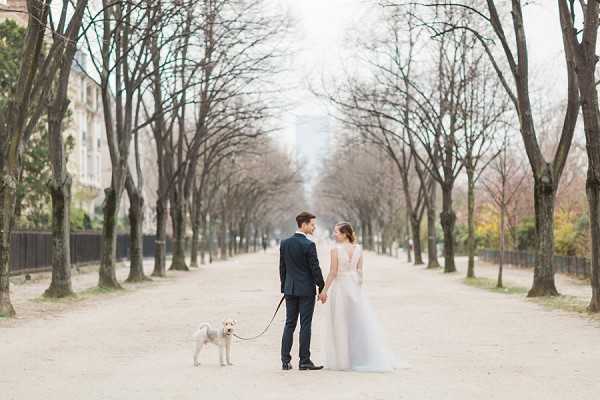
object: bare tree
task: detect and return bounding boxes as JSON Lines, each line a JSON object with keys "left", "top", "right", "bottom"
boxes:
{"left": 414, "top": 0, "right": 580, "bottom": 295}
{"left": 458, "top": 51, "right": 508, "bottom": 278}
{"left": 44, "top": 0, "right": 90, "bottom": 298}
{"left": 161, "top": 0, "right": 288, "bottom": 271}
{"left": 83, "top": 0, "right": 162, "bottom": 288}
{"left": 481, "top": 135, "right": 527, "bottom": 288}
{"left": 0, "top": 0, "right": 89, "bottom": 316}
{"left": 558, "top": 0, "right": 600, "bottom": 311}
{"left": 321, "top": 7, "right": 441, "bottom": 267}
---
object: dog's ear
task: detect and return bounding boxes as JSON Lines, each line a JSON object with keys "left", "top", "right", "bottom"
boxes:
{"left": 233, "top": 319, "right": 238, "bottom": 325}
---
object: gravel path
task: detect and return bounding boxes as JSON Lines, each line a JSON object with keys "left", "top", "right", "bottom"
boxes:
{"left": 1, "top": 249, "right": 598, "bottom": 400}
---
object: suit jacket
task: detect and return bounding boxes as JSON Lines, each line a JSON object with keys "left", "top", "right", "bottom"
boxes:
{"left": 279, "top": 233, "right": 325, "bottom": 296}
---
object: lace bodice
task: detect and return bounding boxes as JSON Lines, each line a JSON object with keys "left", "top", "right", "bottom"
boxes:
{"left": 335, "top": 244, "right": 362, "bottom": 276}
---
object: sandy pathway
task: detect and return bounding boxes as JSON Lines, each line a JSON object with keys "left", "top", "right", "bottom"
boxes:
{"left": 1, "top": 249, "right": 599, "bottom": 400}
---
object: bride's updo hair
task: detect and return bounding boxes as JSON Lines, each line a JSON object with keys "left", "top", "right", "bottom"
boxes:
{"left": 336, "top": 222, "right": 356, "bottom": 243}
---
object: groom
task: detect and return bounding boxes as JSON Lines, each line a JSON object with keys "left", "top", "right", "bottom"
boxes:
{"left": 279, "top": 211, "right": 327, "bottom": 371}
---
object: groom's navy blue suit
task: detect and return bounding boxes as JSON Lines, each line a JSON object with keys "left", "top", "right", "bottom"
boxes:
{"left": 279, "top": 233, "right": 325, "bottom": 365}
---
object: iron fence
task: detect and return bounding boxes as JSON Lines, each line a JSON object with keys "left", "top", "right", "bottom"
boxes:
{"left": 479, "top": 249, "right": 591, "bottom": 279}
{"left": 9, "top": 231, "right": 172, "bottom": 275}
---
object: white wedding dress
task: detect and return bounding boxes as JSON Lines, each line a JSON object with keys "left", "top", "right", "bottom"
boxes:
{"left": 321, "top": 244, "right": 396, "bottom": 372}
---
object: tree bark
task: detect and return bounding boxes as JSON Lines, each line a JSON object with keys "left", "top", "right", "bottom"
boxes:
{"left": 200, "top": 211, "right": 208, "bottom": 265}
{"left": 0, "top": 174, "right": 16, "bottom": 317}
{"left": 190, "top": 221, "right": 200, "bottom": 268}
{"left": 44, "top": 176, "right": 74, "bottom": 297}
{"left": 152, "top": 197, "right": 167, "bottom": 277}
{"left": 426, "top": 188, "right": 440, "bottom": 269}
{"left": 585, "top": 143, "right": 600, "bottom": 310}
{"left": 497, "top": 203, "right": 505, "bottom": 288}
{"left": 208, "top": 215, "right": 215, "bottom": 263}
{"left": 189, "top": 191, "right": 201, "bottom": 268}
{"left": 466, "top": 170, "right": 476, "bottom": 278}
{"left": 440, "top": 184, "right": 456, "bottom": 273}
{"left": 527, "top": 174, "right": 559, "bottom": 297}
{"left": 125, "top": 182, "right": 148, "bottom": 282}
{"left": 556, "top": 2, "right": 600, "bottom": 309}
{"left": 45, "top": 89, "right": 74, "bottom": 298}
{"left": 98, "top": 187, "right": 122, "bottom": 289}
{"left": 169, "top": 198, "right": 189, "bottom": 271}
{"left": 404, "top": 210, "right": 412, "bottom": 263}
{"left": 410, "top": 216, "right": 423, "bottom": 265}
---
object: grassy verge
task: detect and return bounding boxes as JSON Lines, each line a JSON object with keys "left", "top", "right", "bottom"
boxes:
{"left": 530, "top": 295, "right": 594, "bottom": 317}
{"left": 464, "top": 277, "right": 528, "bottom": 295}
{"left": 32, "top": 285, "right": 126, "bottom": 304}
{"left": 463, "top": 277, "right": 600, "bottom": 321}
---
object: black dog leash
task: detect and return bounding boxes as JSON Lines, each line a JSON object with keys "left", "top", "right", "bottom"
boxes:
{"left": 233, "top": 295, "right": 286, "bottom": 341}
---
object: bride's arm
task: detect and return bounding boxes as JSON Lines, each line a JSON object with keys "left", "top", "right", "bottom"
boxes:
{"left": 323, "top": 248, "right": 339, "bottom": 294}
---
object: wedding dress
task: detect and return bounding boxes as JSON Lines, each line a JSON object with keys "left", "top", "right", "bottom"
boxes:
{"left": 321, "top": 244, "right": 396, "bottom": 372}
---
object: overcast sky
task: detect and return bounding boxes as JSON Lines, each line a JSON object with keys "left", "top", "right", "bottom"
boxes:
{"left": 274, "top": 1, "right": 566, "bottom": 149}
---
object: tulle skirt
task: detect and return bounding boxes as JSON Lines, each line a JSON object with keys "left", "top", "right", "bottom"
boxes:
{"left": 321, "top": 273, "right": 396, "bottom": 372}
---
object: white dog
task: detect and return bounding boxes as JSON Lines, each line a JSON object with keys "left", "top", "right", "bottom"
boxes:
{"left": 193, "top": 319, "right": 237, "bottom": 367}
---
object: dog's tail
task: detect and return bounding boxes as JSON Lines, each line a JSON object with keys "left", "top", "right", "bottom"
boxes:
{"left": 193, "top": 323, "right": 211, "bottom": 339}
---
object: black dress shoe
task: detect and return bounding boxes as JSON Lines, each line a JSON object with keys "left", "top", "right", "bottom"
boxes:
{"left": 299, "top": 361, "right": 324, "bottom": 370}
{"left": 282, "top": 362, "right": 292, "bottom": 370}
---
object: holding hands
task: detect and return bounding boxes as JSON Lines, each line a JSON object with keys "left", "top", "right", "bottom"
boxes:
{"left": 318, "top": 291, "right": 328, "bottom": 304}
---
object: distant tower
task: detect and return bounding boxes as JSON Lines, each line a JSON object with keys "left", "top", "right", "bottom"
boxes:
{"left": 294, "top": 115, "right": 331, "bottom": 189}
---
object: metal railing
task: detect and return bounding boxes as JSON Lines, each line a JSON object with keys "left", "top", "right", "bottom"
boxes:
{"left": 9, "top": 231, "right": 173, "bottom": 275}
{"left": 479, "top": 249, "right": 591, "bottom": 279}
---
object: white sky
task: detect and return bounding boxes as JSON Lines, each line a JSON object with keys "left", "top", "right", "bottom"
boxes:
{"left": 273, "top": 0, "right": 566, "bottom": 149}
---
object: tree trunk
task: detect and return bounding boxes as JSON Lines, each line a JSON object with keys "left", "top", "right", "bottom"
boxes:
{"left": 410, "top": 216, "right": 423, "bottom": 265}
{"left": 152, "top": 197, "right": 167, "bottom": 277}
{"left": 229, "top": 223, "right": 235, "bottom": 257}
{"left": 367, "top": 219, "right": 374, "bottom": 250}
{"left": 527, "top": 175, "right": 559, "bottom": 297}
{"left": 466, "top": 170, "right": 476, "bottom": 278}
{"left": 170, "top": 198, "right": 189, "bottom": 271}
{"left": 440, "top": 184, "right": 456, "bottom": 273}
{"left": 0, "top": 173, "right": 16, "bottom": 317}
{"left": 586, "top": 171, "right": 600, "bottom": 311}
{"left": 188, "top": 196, "right": 198, "bottom": 269}
{"left": 208, "top": 216, "right": 214, "bottom": 263}
{"left": 190, "top": 221, "right": 200, "bottom": 268}
{"left": 98, "top": 187, "right": 122, "bottom": 289}
{"left": 200, "top": 212, "right": 208, "bottom": 265}
{"left": 189, "top": 186, "right": 201, "bottom": 268}
{"left": 45, "top": 79, "right": 74, "bottom": 298}
{"left": 219, "top": 222, "right": 227, "bottom": 260}
{"left": 126, "top": 184, "right": 148, "bottom": 282}
{"left": 219, "top": 208, "right": 228, "bottom": 260}
{"left": 44, "top": 176, "right": 74, "bottom": 297}
{"left": 426, "top": 191, "right": 440, "bottom": 269}
{"left": 497, "top": 203, "right": 505, "bottom": 288}
{"left": 361, "top": 219, "right": 368, "bottom": 251}
{"left": 405, "top": 219, "right": 412, "bottom": 263}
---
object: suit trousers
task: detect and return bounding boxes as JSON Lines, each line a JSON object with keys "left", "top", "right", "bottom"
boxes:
{"left": 281, "top": 294, "right": 316, "bottom": 364}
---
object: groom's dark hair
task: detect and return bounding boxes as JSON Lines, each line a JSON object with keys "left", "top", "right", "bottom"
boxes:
{"left": 296, "top": 211, "right": 316, "bottom": 228}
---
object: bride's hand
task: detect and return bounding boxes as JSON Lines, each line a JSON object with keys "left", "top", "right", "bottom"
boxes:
{"left": 318, "top": 292, "right": 328, "bottom": 304}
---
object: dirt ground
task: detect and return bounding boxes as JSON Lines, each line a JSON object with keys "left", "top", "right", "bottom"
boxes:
{"left": 1, "top": 248, "right": 599, "bottom": 400}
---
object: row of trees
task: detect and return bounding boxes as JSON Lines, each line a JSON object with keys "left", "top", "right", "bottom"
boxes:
{"left": 315, "top": 140, "right": 408, "bottom": 257}
{"left": 319, "top": 1, "right": 600, "bottom": 311}
{"left": 0, "top": 0, "right": 294, "bottom": 317}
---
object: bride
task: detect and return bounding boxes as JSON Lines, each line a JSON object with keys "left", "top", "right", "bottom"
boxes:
{"left": 320, "top": 222, "right": 396, "bottom": 372}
